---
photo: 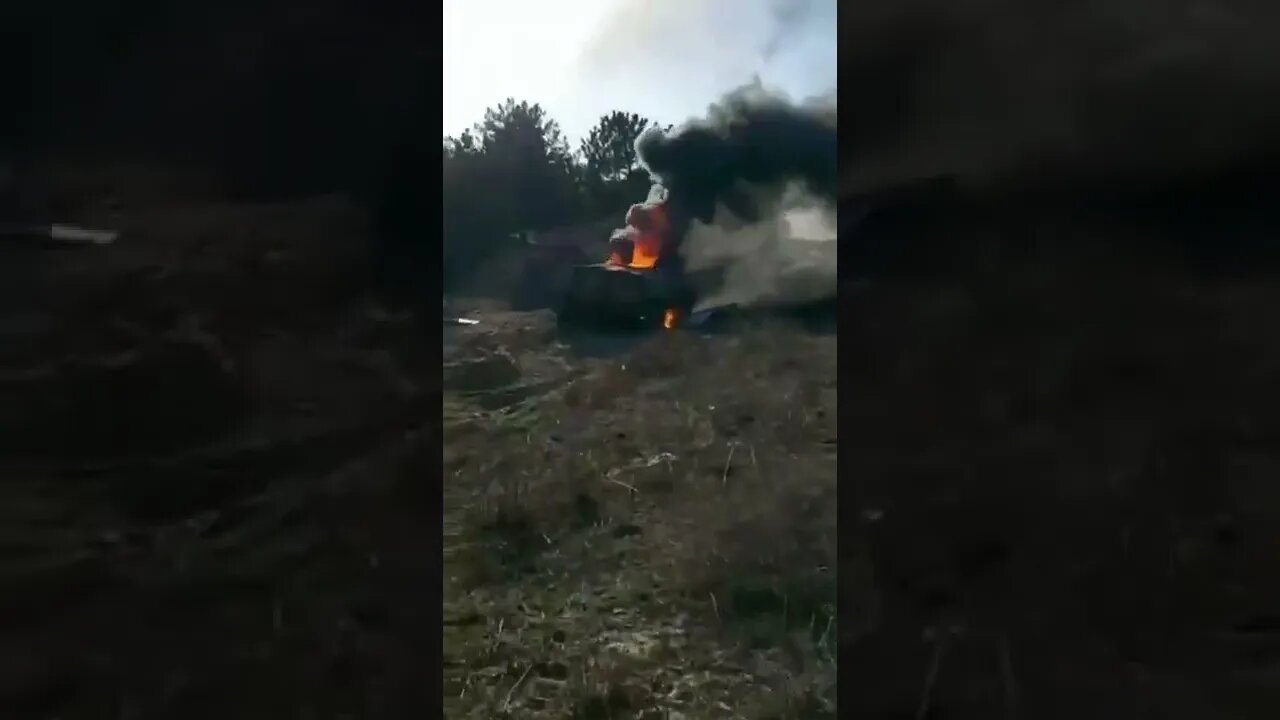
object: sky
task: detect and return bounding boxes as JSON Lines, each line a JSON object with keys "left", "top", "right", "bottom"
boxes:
{"left": 442, "top": 0, "right": 836, "bottom": 146}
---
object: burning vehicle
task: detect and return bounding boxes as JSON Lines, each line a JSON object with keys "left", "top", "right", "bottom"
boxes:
{"left": 557, "top": 186, "right": 697, "bottom": 331}
{"left": 557, "top": 83, "right": 839, "bottom": 332}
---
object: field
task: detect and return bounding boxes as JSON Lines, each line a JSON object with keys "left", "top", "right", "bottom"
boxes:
{"left": 442, "top": 301, "right": 837, "bottom": 718}
{"left": 10, "top": 166, "right": 1280, "bottom": 718}
{"left": 0, "top": 169, "right": 837, "bottom": 719}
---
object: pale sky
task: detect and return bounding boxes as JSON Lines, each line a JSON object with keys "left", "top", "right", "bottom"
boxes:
{"left": 442, "top": 0, "right": 836, "bottom": 147}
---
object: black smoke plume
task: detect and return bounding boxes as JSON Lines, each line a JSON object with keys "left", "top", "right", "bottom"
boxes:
{"left": 628, "top": 83, "right": 839, "bottom": 310}
{"left": 635, "top": 83, "right": 837, "bottom": 247}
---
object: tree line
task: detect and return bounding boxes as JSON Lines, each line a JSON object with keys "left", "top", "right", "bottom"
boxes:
{"left": 442, "top": 100, "right": 669, "bottom": 284}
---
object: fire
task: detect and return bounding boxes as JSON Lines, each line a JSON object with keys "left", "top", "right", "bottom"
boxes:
{"left": 605, "top": 233, "right": 661, "bottom": 269}
{"left": 662, "top": 308, "right": 678, "bottom": 329}
{"left": 604, "top": 200, "right": 669, "bottom": 270}
{"left": 629, "top": 235, "right": 661, "bottom": 269}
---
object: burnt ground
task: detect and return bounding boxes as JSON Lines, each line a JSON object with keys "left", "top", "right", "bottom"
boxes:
{"left": 0, "top": 166, "right": 440, "bottom": 718}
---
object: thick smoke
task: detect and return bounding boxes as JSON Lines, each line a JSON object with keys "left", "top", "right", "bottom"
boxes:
{"left": 678, "top": 182, "right": 837, "bottom": 311}
{"left": 635, "top": 82, "right": 838, "bottom": 309}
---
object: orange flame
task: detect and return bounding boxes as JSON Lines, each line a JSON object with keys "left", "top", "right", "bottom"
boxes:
{"left": 605, "top": 200, "right": 668, "bottom": 270}
{"left": 605, "top": 231, "right": 662, "bottom": 269}
{"left": 629, "top": 236, "right": 660, "bottom": 269}
{"left": 662, "top": 308, "right": 678, "bottom": 329}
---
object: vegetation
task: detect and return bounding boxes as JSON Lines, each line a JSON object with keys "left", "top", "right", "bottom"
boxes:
{"left": 442, "top": 102, "right": 667, "bottom": 286}
{"left": 442, "top": 305, "right": 838, "bottom": 718}
{"left": 439, "top": 102, "right": 838, "bottom": 718}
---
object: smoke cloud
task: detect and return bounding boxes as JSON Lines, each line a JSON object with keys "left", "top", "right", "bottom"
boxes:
{"left": 636, "top": 82, "right": 836, "bottom": 228}
{"left": 680, "top": 182, "right": 837, "bottom": 311}
{"left": 633, "top": 81, "right": 838, "bottom": 309}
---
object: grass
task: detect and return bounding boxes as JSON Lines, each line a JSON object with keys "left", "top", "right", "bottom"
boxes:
{"left": 2, "top": 165, "right": 836, "bottom": 718}
{"left": 443, "top": 306, "right": 837, "bottom": 719}
{"left": 15, "top": 166, "right": 1280, "bottom": 717}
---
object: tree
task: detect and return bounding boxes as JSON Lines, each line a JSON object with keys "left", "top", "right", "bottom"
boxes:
{"left": 442, "top": 128, "right": 505, "bottom": 288}
{"left": 577, "top": 112, "right": 669, "bottom": 216}
{"left": 436, "top": 102, "right": 677, "bottom": 289}
{"left": 579, "top": 111, "right": 654, "bottom": 183}
{"left": 470, "top": 98, "right": 581, "bottom": 231}
{"left": 477, "top": 100, "right": 572, "bottom": 162}
{"left": 443, "top": 129, "right": 480, "bottom": 158}
{"left": 438, "top": 99, "right": 590, "bottom": 287}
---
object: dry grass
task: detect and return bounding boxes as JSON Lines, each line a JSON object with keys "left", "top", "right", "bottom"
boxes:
{"left": 443, "top": 307, "right": 837, "bottom": 719}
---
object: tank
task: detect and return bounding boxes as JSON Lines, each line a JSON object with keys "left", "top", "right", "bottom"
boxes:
{"left": 557, "top": 262, "right": 695, "bottom": 331}
{"left": 557, "top": 188, "right": 693, "bottom": 330}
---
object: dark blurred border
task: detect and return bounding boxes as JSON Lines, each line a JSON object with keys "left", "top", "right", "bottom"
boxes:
{"left": 3, "top": 4, "right": 445, "bottom": 713}
{"left": 838, "top": 3, "right": 1280, "bottom": 716}
{"left": 4, "top": 2, "right": 437, "bottom": 199}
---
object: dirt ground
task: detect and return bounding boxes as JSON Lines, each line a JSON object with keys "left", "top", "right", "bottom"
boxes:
{"left": 442, "top": 301, "right": 837, "bottom": 718}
